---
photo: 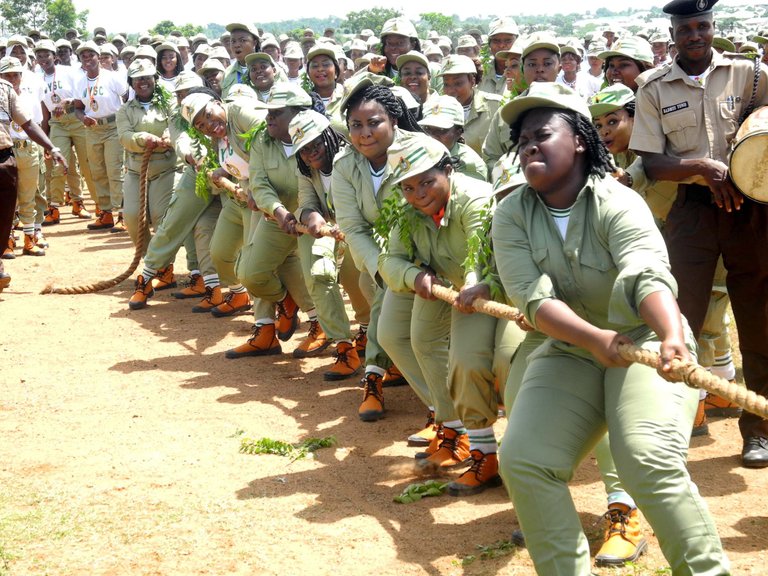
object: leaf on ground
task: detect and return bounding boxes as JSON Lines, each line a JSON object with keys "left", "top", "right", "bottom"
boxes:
{"left": 393, "top": 480, "right": 449, "bottom": 504}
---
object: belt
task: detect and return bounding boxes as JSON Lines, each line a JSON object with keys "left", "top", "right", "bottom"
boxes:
{"left": 92, "top": 114, "right": 116, "bottom": 125}
{"left": 12, "top": 139, "right": 32, "bottom": 149}
{"left": 679, "top": 183, "right": 713, "bottom": 205}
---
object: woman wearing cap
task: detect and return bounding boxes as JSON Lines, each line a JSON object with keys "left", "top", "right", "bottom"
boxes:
{"left": 379, "top": 132, "right": 525, "bottom": 494}
{"left": 289, "top": 110, "right": 371, "bottom": 379}
{"left": 332, "top": 76, "right": 434, "bottom": 425}
{"left": 492, "top": 82, "right": 728, "bottom": 575}
{"left": 599, "top": 36, "right": 655, "bottom": 93}
{"left": 99, "top": 43, "right": 119, "bottom": 71}
{"left": 556, "top": 42, "right": 591, "bottom": 99}
{"left": 128, "top": 72, "right": 224, "bottom": 310}
{"left": 478, "top": 17, "right": 520, "bottom": 96}
{"left": 156, "top": 43, "right": 184, "bottom": 93}
{"left": 305, "top": 45, "right": 345, "bottom": 130}
{"left": 197, "top": 58, "right": 226, "bottom": 97}
{"left": 377, "top": 17, "right": 420, "bottom": 79}
{"left": 223, "top": 82, "right": 319, "bottom": 358}
{"left": 73, "top": 40, "right": 128, "bottom": 230}
{"left": 220, "top": 23, "right": 260, "bottom": 98}
{"left": 439, "top": 54, "right": 501, "bottom": 156}
{"left": 395, "top": 50, "right": 434, "bottom": 106}
{"left": 418, "top": 94, "right": 487, "bottom": 181}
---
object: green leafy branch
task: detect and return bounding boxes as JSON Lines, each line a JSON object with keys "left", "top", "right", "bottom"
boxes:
{"left": 462, "top": 198, "right": 504, "bottom": 301}
{"left": 372, "top": 188, "right": 417, "bottom": 258}
{"left": 187, "top": 124, "right": 218, "bottom": 202}
{"left": 239, "top": 436, "right": 336, "bottom": 462}
{"left": 458, "top": 539, "right": 517, "bottom": 566}
{"left": 150, "top": 83, "right": 173, "bottom": 118}
{"left": 479, "top": 44, "right": 493, "bottom": 75}
{"left": 393, "top": 480, "right": 448, "bottom": 503}
{"left": 240, "top": 120, "right": 267, "bottom": 152}
{"left": 300, "top": 72, "right": 314, "bottom": 95}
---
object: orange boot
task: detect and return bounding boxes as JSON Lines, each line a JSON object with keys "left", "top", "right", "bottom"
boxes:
{"left": 42, "top": 205, "right": 60, "bottom": 226}
{"left": 359, "top": 372, "right": 385, "bottom": 421}
{"left": 129, "top": 275, "right": 154, "bottom": 310}
{"left": 225, "top": 323, "right": 281, "bottom": 358}
{"left": 191, "top": 286, "right": 223, "bottom": 313}
{"left": 210, "top": 290, "right": 251, "bottom": 317}
{"left": 415, "top": 426, "right": 470, "bottom": 472}
{"left": 446, "top": 450, "right": 503, "bottom": 496}
{"left": 172, "top": 273, "right": 205, "bottom": 299}
{"left": 594, "top": 504, "right": 648, "bottom": 566}
{"left": 2, "top": 236, "right": 15, "bottom": 259}
{"left": 382, "top": 364, "right": 407, "bottom": 387}
{"left": 704, "top": 392, "right": 742, "bottom": 418}
{"left": 275, "top": 292, "right": 300, "bottom": 341}
{"left": 293, "top": 320, "right": 330, "bottom": 358}
{"left": 692, "top": 398, "right": 708, "bottom": 437}
{"left": 354, "top": 325, "right": 367, "bottom": 357}
{"left": 87, "top": 210, "right": 114, "bottom": 230}
{"left": 110, "top": 212, "right": 127, "bottom": 233}
{"left": 323, "top": 341, "right": 361, "bottom": 381}
{"left": 407, "top": 410, "right": 437, "bottom": 447}
{"left": 151, "top": 265, "right": 176, "bottom": 290}
{"left": 22, "top": 233, "right": 45, "bottom": 256}
{"left": 415, "top": 424, "right": 443, "bottom": 459}
{"left": 71, "top": 199, "right": 91, "bottom": 219}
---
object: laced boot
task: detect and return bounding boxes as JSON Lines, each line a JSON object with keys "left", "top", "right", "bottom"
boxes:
{"left": 275, "top": 292, "right": 300, "bottom": 341}
{"left": 36, "top": 232, "right": 48, "bottom": 249}
{"left": 2, "top": 236, "right": 16, "bottom": 259}
{"left": 293, "top": 320, "right": 330, "bottom": 358}
{"left": 407, "top": 410, "right": 437, "bottom": 447}
{"left": 225, "top": 323, "right": 281, "bottom": 358}
{"left": 415, "top": 426, "right": 470, "bottom": 471}
{"left": 594, "top": 504, "right": 648, "bottom": 566}
{"left": 42, "top": 205, "right": 60, "bottom": 226}
{"left": 128, "top": 274, "right": 154, "bottom": 310}
{"left": 323, "top": 341, "right": 361, "bottom": 381}
{"left": 354, "top": 325, "right": 367, "bottom": 357}
{"left": 22, "top": 233, "right": 45, "bottom": 256}
{"left": 191, "top": 286, "right": 223, "bottom": 313}
{"left": 359, "top": 372, "right": 385, "bottom": 421}
{"left": 704, "top": 392, "right": 742, "bottom": 418}
{"left": 71, "top": 199, "right": 91, "bottom": 219}
{"left": 110, "top": 212, "right": 127, "bottom": 233}
{"left": 172, "top": 273, "right": 205, "bottom": 299}
{"left": 210, "top": 290, "right": 251, "bottom": 317}
{"left": 692, "top": 398, "right": 709, "bottom": 437}
{"left": 87, "top": 210, "right": 114, "bottom": 230}
{"left": 382, "top": 364, "right": 407, "bottom": 387}
{"left": 446, "top": 450, "right": 503, "bottom": 496}
{"left": 151, "top": 265, "right": 177, "bottom": 290}
{"left": 64, "top": 190, "right": 72, "bottom": 205}
{"left": 415, "top": 424, "right": 444, "bottom": 459}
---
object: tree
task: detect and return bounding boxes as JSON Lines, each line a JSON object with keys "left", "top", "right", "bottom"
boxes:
{"left": 45, "top": 0, "right": 87, "bottom": 40}
{"left": 342, "top": 7, "right": 401, "bottom": 35}
{"left": 0, "top": 0, "right": 50, "bottom": 34}
{"left": 149, "top": 19, "right": 203, "bottom": 38}
{"left": 418, "top": 12, "right": 456, "bottom": 37}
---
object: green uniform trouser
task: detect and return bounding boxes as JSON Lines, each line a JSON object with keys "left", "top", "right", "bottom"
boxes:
{"left": 499, "top": 332, "right": 727, "bottom": 575}
{"left": 236, "top": 215, "right": 314, "bottom": 318}
{"left": 35, "top": 157, "right": 46, "bottom": 226}
{"left": 698, "top": 257, "right": 733, "bottom": 370}
{"left": 122, "top": 167, "right": 178, "bottom": 248}
{"left": 360, "top": 275, "right": 387, "bottom": 369}
{"left": 296, "top": 234, "right": 371, "bottom": 340}
{"left": 143, "top": 166, "right": 215, "bottom": 274}
{"left": 339, "top": 247, "right": 373, "bottom": 327}
{"left": 377, "top": 289, "right": 452, "bottom": 419}
{"left": 49, "top": 114, "right": 94, "bottom": 205}
{"left": 13, "top": 142, "right": 40, "bottom": 226}
{"left": 83, "top": 120, "right": 123, "bottom": 212}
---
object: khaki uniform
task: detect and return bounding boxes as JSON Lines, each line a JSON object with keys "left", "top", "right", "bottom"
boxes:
{"left": 462, "top": 89, "right": 501, "bottom": 156}
{"left": 116, "top": 98, "right": 180, "bottom": 247}
{"left": 482, "top": 106, "right": 512, "bottom": 175}
{"left": 478, "top": 67, "right": 506, "bottom": 96}
{"left": 631, "top": 50, "right": 768, "bottom": 440}
{"left": 221, "top": 62, "right": 247, "bottom": 99}
{"left": 492, "top": 176, "right": 726, "bottom": 575}
{"left": 450, "top": 141, "right": 487, "bottom": 181}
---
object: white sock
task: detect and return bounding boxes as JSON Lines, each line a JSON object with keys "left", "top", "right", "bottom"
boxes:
{"left": 203, "top": 274, "right": 219, "bottom": 288}
{"left": 468, "top": 426, "right": 497, "bottom": 454}
{"left": 365, "top": 365, "right": 385, "bottom": 376}
{"left": 142, "top": 266, "right": 157, "bottom": 279}
{"left": 607, "top": 491, "right": 636, "bottom": 510}
{"left": 230, "top": 284, "right": 247, "bottom": 294}
{"left": 443, "top": 420, "right": 466, "bottom": 435}
{"left": 256, "top": 318, "right": 275, "bottom": 325}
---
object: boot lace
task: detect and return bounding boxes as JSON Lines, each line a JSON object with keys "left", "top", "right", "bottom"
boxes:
{"left": 600, "top": 507, "right": 630, "bottom": 539}
{"left": 361, "top": 373, "right": 383, "bottom": 401}
{"left": 307, "top": 320, "right": 321, "bottom": 340}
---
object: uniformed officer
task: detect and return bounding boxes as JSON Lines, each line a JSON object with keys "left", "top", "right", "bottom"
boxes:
{"left": 631, "top": 0, "right": 768, "bottom": 467}
{"left": 220, "top": 23, "right": 260, "bottom": 98}
{"left": 478, "top": 17, "right": 520, "bottom": 96}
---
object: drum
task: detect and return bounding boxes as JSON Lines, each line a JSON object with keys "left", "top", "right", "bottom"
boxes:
{"left": 730, "top": 106, "right": 768, "bottom": 203}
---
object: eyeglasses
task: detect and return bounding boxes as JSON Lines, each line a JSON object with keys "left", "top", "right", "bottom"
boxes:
{"left": 299, "top": 138, "right": 325, "bottom": 157}
{"left": 308, "top": 59, "right": 334, "bottom": 70}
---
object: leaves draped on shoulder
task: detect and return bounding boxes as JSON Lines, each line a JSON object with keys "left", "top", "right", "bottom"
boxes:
{"left": 186, "top": 124, "right": 218, "bottom": 202}
{"left": 240, "top": 119, "right": 267, "bottom": 152}
{"left": 150, "top": 84, "right": 173, "bottom": 117}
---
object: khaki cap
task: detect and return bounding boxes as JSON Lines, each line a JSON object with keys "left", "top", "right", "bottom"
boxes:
{"left": 339, "top": 71, "right": 394, "bottom": 112}
{"left": 500, "top": 81, "right": 591, "bottom": 125}
{"left": 598, "top": 36, "right": 654, "bottom": 66}
{"left": 488, "top": 16, "right": 520, "bottom": 38}
{"left": 173, "top": 71, "right": 204, "bottom": 92}
{"left": 198, "top": 58, "right": 226, "bottom": 74}
{"left": 55, "top": 39, "right": 72, "bottom": 50}
{"left": 438, "top": 54, "right": 477, "bottom": 76}
{"left": 226, "top": 23, "right": 259, "bottom": 38}
{"left": 254, "top": 82, "right": 312, "bottom": 109}
{"left": 457, "top": 35, "right": 478, "bottom": 49}
{"left": 387, "top": 132, "right": 450, "bottom": 186}
{"left": 289, "top": 110, "right": 330, "bottom": 154}
{"left": 521, "top": 32, "right": 560, "bottom": 60}
{"left": 306, "top": 45, "right": 337, "bottom": 64}
{"left": 491, "top": 153, "right": 526, "bottom": 196}
{"left": 588, "top": 84, "right": 636, "bottom": 118}
{"left": 0, "top": 56, "right": 24, "bottom": 73}
{"left": 419, "top": 94, "right": 465, "bottom": 129}
{"left": 245, "top": 52, "right": 277, "bottom": 67}
{"left": 396, "top": 50, "right": 429, "bottom": 71}
{"left": 181, "top": 93, "right": 216, "bottom": 124}
{"left": 127, "top": 58, "right": 156, "bottom": 78}
{"left": 380, "top": 17, "right": 418, "bottom": 39}
{"left": 34, "top": 39, "right": 56, "bottom": 53}
{"left": 75, "top": 40, "right": 100, "bottom": 55}
{"left": 134, "top": 44, "right": 157, "bottom": 60}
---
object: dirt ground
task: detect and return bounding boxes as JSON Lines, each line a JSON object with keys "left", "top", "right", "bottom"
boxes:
{"left": 2, "top": 203, "right": 768, "bottom": 576}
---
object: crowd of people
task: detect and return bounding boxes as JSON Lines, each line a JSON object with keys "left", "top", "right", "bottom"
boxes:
{"left": 1, "top": 0, "right": 767, "bottom": 572}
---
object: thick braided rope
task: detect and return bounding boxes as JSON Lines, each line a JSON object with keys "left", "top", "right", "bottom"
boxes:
{"left": 214, "top": 175, "right": 345, "bottom": 241}
{"left": 430, "top": 284, "right": 768, "bottom": 419}
{"left": 41, "top": 149, "right": 152, "bottom": 295}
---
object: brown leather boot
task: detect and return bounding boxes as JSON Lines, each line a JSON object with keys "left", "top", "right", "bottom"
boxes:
{"left": 172, "top": 273, "right": 205, "bottom": 299}
{"left": 128, "top": 275, "right": 154, "bottom": 310}
{"left": 225, "top": 323, "right": 282, "bottom": 358}
{"left": 594, "top": 504, "right": 648, "bottom": 566}
{"left": 415, "top": 426, "right": 470, "bottom": 472}
{"left": 191, "top": 286, "right": 223, "bottom": 313}
{"left": 22, "top": 233, "right": 45, "bottom": 256}
{"left": 692, "top": 398, "right": 708, "bottom": 437}
{"left": 292, "top": 320, "right": 330, "bottom": 358}
{"left": 210, "top": 290, "right": 251, "bottom": 317}
{"left": 2, "top": 236, "right": 15, "bottom": 259}
{"left": 415, "top": 424, "right": 444, "bottom": 459}
{"left": 71, "top": 199, "right": 91, "bottom": 219}
{"left": 275, "top": 292, "right": 300, "bottom": 341}
{"left": 354, "top": 325, "right": 367, "bottom": 357}
{"left": 87, "top": 210, "right": 114, "bottom": 230}
{"left": 704, "top": 392, "right": 743, "bottom": 418}
{"left": 151, "top": 265, "right": 176, "bottom": 290}
{"left": 382, "top": 364, "right": 407, "bottom": 387}
{"left": 323, "top": 341, "right": 361, "bottom": 381}
{"left": 42, "top": 205, "right": 60, "bottom": 226}
{"left": 446, "top": 450, "right": 503, "bottom": 496}
{"left": 109, "top": 212, "right": 127, "bottom": 233}
{"left": 359, "top": 372, "right": 385, "bottom": 421}
{"left": 407, "top": 410, "right": 437, "bottom": 447}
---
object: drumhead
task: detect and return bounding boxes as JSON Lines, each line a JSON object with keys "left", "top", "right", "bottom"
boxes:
{"left": 730, "top": 130, "right": 768, "bottom": 203}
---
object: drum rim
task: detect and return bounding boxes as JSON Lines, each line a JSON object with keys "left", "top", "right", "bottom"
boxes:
{"left": 729, "top": 133, "right": 768, "bottom": 203}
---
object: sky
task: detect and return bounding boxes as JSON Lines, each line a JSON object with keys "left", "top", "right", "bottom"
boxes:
{"left": 76, "top": 0, "right": 757, "bottom": 34}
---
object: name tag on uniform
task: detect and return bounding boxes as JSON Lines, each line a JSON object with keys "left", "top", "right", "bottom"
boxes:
{"left": 662, "top": 101, "right": 689, "bottom": 115}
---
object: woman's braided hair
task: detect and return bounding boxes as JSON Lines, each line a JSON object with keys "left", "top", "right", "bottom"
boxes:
{"left": 344, "top": 84, "right": 424, "bottom": 133}
{"left": 509, "top": 108, "right": 615, "bottom": 179}
{"left": 296, "top": 126, "right": 346, "bottom": 178}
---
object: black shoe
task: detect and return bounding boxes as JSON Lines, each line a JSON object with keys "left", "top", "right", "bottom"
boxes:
{"left": 511, "top": 529, "right": 526, "bottom": 548}
{"left": 742, "top": 436, "right": 768, "bottom": 468}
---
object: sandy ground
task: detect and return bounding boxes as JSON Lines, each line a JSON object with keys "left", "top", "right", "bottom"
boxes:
{"left": 1, "top": 204, "right": 768, "bottom": 576}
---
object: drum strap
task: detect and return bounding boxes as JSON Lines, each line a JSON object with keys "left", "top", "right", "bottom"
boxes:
{"left": 738, "top": 56, "right": 761, "bottom": 126}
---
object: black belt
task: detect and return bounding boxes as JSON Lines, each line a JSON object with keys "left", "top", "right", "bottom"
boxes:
{"left": 680, "top": 183, "right": 713, "bottom": 205}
